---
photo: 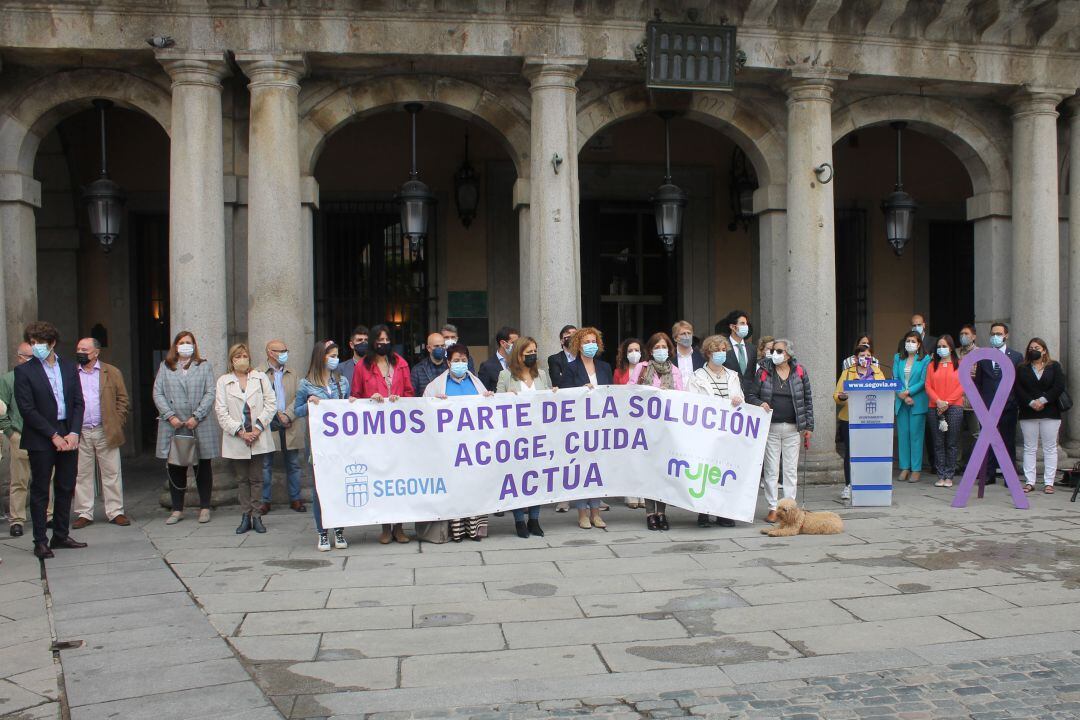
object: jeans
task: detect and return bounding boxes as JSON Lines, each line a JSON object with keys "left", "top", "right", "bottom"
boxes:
{"left": 645, "top": 499, "right": 666, "bottom": 514}
{"left": 512, "top": 506, "right": 540, "bottom": 521}
{"left": 312, "top": 484, "right": 324, "bottom": 532}
{"left": 262, "top": 439, "right": 302, "bottom": 502}
{"left": 1020, "top": 418, "right": 1061, "bottom": 486}
{"left": 762, "top": 422, "right": 800, "bottom": 510}
{"left": 931, "top": 406, "right": 963, "bottom": 480}
{"left": 574, "top": 498, "right": 602, "bottom": 510}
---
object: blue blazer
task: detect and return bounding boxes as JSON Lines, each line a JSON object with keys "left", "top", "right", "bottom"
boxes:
{"left": 14, "top": 356, "right": 85, "bottom": 450}
{"left": 891, "top": 353, "right": 930, "bottom": 415}
{"left": 561, "top": 357, "right": 614, "bottom": 387}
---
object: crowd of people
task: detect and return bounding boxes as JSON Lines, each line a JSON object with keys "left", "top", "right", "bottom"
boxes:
{"left": 1, "top": 310, "right": 1066, "bottom": 560}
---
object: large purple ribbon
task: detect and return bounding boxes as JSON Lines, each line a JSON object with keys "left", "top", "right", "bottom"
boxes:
{"left": 953, "top": 347, "right": 1028, "bottom": 509}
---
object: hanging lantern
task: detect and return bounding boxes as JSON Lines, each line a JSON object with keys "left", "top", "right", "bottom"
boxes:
{"left": 82, "top": 99, "right": 126, "bottom": 253}
{"left": 727, "top": 146, "right": 758, "bottom": 231}
{"left": 454, "top": 129, "right": 480, "bottom": 228}
{"left": 881, "top": 121, "right": 918, "bottom": 256}
{"left": 650, "top": 112, "right": 687, "bottom": 254}
{"left": 395, "top": 103, "right": 433, "bottom": 252}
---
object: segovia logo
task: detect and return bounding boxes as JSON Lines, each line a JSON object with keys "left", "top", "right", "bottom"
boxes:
{"left": 344, "top": 462, "right": 369, "bottom": 507}
{"left": 668, "top": 458, "right": 736, "bottom": 499}
{"left": 865, "top": 394, "right": 878, "bottom": 414}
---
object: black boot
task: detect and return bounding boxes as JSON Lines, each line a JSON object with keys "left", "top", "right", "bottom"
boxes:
{"left": 527, "top": 519, "right": 544, "bottom": 537}
{"left": 716, "top": 516, "right": 736, "bottom": 527}
{"left": 697, "top": 513, "right": 711, "bottom": 528}
{"left": 251, "top": 514, "right": 266, "bottom": 534}
{"left": 647, "top": 514, "right": 660, "bottom": 531}
{"left": 658, "top": 514, "right": 670, "bottom": 531}
{"left": 515, "top": 521, "right": 529, "bottom": 538}
{"left": 235, "top": 513, "right": 252, "bottom": 534}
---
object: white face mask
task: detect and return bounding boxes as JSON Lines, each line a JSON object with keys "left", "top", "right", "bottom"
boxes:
{"left": 770, "top": 351, "right": 786, "bottom": 364}
{"left": 626, "top": 350, "right": 641, "bottom": 365}
{"left": 905, "top": 342, "right": 918, "bottom": 354}
{"left": 177, "top": 343, "right": 195, "bottom": 358}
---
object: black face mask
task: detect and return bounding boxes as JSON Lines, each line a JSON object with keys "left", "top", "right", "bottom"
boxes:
{"left": 375, "top": 343, "right": 392, "bottom": 356}
{"left": 76, "top": 353, "right": 92, "bottom": 366}
{"left": 1027, "top": 349, "right": 1043, "bottom": 362}
{"left": 354, "top": 342, "right": 368, "bottom": 357}
{"left": 561, "top": 337, "right": 571, "bottom": 349}
{"left": 523, "top": 354, "right": 538, "bottom": 367}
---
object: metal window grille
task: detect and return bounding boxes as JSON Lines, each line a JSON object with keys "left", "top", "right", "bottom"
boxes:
{"left": 646, "top": 21, "right": 737, "bottom": 91}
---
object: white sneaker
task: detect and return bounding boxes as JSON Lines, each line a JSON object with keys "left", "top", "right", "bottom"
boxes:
{"left": 840, "top": 486, "right": 851, "bottom": 500}
{"left": 165, "top": 511, "right": 183, "bottom": 525}
{"left": 317, "top": 531, "right": 331, "bottom": 552}
{"left": 332, "top": 529, "right": 348, "bottom": 549}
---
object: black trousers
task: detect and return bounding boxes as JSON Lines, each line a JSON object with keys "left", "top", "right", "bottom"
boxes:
{"left": 982, "top": 408, "right": 1018, "bottom": 478}
{"left": 839, "top": 420, "right": 851, "bottom": 487}
{"left": 28, "top": 429, "right": 78, "bottom": 544}
{"left": 168, "top": 460, "right": 214, "bottom": 510}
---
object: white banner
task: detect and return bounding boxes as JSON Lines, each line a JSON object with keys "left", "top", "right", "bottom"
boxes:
{"left": 309, "top": 385, "right": 771, "bottom": 528}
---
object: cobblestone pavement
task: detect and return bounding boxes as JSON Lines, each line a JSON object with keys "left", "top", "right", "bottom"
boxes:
{"left": 3, "top": 459, "right": 1080, "bottom": 719}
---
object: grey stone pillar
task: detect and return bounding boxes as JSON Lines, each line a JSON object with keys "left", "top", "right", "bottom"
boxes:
{"left": 754, "top": 183, "right": 788, "bottom": 340}
{"left": 1067, "top": 97, "right": 1080, "bottom": 445}
{"left": 236, "top": 53, "right": 308, "bottom": 357}
{"left": 784, "top": 71, "right": 845, "bottom": 470}
{"left": 967, "top": 192, "right": 1012, "bottom": 339}
{"left": 1009, "top": 89, "right": 1063, "bottom": 352}
{"left": 0, "top": 173, "right": 41, "bottom": 367}
{"left": 523, "top": 56, "right": 587, "bottom": 350}
{"left": 158, "top": 50, "right": 230, "bottom": 371}
{"left": 513, "top": 178, "right": 535, "bottom": 341}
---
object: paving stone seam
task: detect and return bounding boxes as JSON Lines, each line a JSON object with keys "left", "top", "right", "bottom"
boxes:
{"left": 38, "top": 555, "right": 73, "bottom": 720}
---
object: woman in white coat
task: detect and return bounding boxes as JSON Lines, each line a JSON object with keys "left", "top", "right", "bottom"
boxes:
{"left": 689, "top": 335, "right": 744, "bottom": 529}
{"left": 215, "top": 343, "right": 277, "bottom": 535}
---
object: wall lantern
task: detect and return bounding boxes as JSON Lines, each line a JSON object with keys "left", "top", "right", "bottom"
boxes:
{"left": 82, "top": 99, "right": 126, "bottom": 253}
{"left": 395, "top": 103, "right": 434, "bottom": 253}
{"left": 881, "top": 121, "right": 918, "bottom": 256}
{"left": 453, "top": 129, "right": 480, "bottom": 228}
{"left": 650, "top": 111, "right": 687, "bottom": 255}
{"left": 727, "top": 146, "right": 757, "bottom": 231}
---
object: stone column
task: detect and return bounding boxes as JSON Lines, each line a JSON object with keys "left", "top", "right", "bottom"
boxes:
{"left": 967, "top": 191, "right": 1012, "bottom": 339}
{"left": 1009, "top": 89, "right": 1063, "bottom": 352}
{"left": 784, "top": 70, "right": 845, "bottom": 469}
{"left": 1067, "top": 97, "right": 1080, "bottom": 445}
{"left": 753, "top": 183, "right": 788, "bottom": 340}
{"left": 513, "top": 178, "right": 535, "bottom": 340}
{"left": 523, "top": 56, "right": 587, "bottom": 348}
{"left": 157, "top": 50, "right": 230, "bottom": 370}
{"left": 236, "top": 53, "right": 308, "bottom": 357}
{"left": 0, "top": 173, "right": 41, "bottom": 368}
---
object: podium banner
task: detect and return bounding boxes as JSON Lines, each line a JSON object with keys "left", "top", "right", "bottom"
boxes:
{"left": 843, "top": 379, "right": 901, "bottom": 507}
{"left": 309, "top": 385, "right": 771, "bottom": 528}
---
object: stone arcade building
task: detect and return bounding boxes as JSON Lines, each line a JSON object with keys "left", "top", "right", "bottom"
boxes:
{"left": 1, "top": 0, "right": 1079, "bottom": 472}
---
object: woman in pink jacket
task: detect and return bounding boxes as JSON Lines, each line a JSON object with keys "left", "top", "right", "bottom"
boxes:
{"left": 629, "top": 332, "right": 685, "bottom": 531}
{"left": 350, "top": 324, "right": 415, "bottom": 544}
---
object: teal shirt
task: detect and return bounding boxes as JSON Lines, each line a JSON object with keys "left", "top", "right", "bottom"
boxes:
{"left": 0, "top": 370, "right": 22, "bottom": 435}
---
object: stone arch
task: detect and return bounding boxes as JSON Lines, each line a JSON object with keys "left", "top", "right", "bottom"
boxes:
{"left": 831, "top": 95, "right": 1010, "bottom": 195}
{"left": 0, "top": 68, "right": 172, "bottom": 177}
{"left": 299, "top": 75, "right": 531, "bottom": 179}
{"left": 576, "top": 85, "right": 787, "bottom": 191}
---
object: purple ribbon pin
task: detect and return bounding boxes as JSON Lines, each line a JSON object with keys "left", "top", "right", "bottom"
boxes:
{"left": 953, "top": 347, "right": 1028, "bottom": 509}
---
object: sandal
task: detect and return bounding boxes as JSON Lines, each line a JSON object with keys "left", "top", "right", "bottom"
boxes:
{"left": 1023, "top": 484, "right": 1034, "bottom": 493}
{"left": 934, "top": 479, "right": 946, "bottom": 487}
{"left": 943, "top": 479, "right": 953, "bottom": 488}
{"left": 1045, "top": 485, "right": 1055, "bottom": 494}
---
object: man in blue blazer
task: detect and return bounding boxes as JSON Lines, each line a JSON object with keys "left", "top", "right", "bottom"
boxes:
{"left": 14, "top": 321, "right": 86, "bottom": 559}
{"left": 974, "top": 321, "right": 1023, "bottom": 484}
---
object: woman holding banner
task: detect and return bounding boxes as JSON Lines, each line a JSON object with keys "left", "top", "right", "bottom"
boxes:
{"left": 295, "top": 340, "right": 351, "bottom": 552}
{"left": 424, "top": 344, "right": 493, "bottom": 541}
{"left": 925, "top": 335, "right": 964, "bottom": 488}
{"left": 892, "top": 331, "right": 930, "bottom": 485}
{"left": 689, "top": 335, "right": 743, "bottom": 528}
{"left": 834, "top": 341, "right": 886, "bottom": 500}
{"left": 631, "top": 332, "right": 687, "bottom": 531}
{"left": 560, "top": 327, "right": 614, "bottom": 530}
{"left": 496, "top": 337, "right": 554, "bottom": 539}
{"left": 613, "top": 338, "right": 644, "bottom": 509}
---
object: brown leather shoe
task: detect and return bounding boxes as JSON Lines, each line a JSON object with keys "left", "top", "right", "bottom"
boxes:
{"left": 34, "top": 542, "right": 54, "bottom": 559}
{"left": 71, "top": 517, "right": 93, "bottom": 529}
{"left": 109, "top": 514, "right": 131, "bottom": 526}
{"left": 378, "top": 528, "right": 393, "bottom": 544}
{"left": 393, "top": 525, "right": 411, "bottom": 544}
{"left": 764, "top": 510, "right": 778, "bottom": 524}
{"left": 289, "top": 500, "right": 307, "bottom": 513}
{"left": 258, "top": 502, "right": 271, "bottom": 515}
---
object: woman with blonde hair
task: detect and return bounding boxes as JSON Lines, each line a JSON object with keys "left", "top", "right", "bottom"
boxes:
{"left": 689, "top": 334, "right": 743, "bottom": 528}
{"left": 215, "top": 343, "right": 277, "bottom": 534}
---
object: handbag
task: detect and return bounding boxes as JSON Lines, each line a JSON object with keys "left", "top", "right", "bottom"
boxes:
{"left": 1059, "top": 462, "right": 1080, "bottom": 489}
{"left": 167, "top": 427, "right": 199, "bottom": 467}
{"left": 1058, "top": 389, "right": 1073, "bottom": 414}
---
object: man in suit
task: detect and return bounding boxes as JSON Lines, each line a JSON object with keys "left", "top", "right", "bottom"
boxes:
{"left": 14, "top": 321, "right": 86, "bottom": 559}
{"left": 547, "top": 324, "right": 577, "bottom": 389}
{"left": 719, "top": 310, "right": 756, "bottom": 388}
{"left": 478, "top": 326, "right": 519, "bottom": 392}
{"left": 974, "top": 321, "right": 1023, "bottom": 485}
{"left": 336, "top": 325, "right": 368, "bottom": 390}
{"left": 672, "top": 320, "right": 705, "bottom": 380}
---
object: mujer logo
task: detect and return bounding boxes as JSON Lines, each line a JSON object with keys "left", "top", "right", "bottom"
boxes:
{"left": 668, "top": 458, "right": 736, "bottom": 499}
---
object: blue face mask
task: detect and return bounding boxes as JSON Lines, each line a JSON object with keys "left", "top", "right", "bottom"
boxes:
{"left": 277, "top": 351, "right": 289, "bottom": 365}
{"left": 990, "top": 334, "right": 1005, "bottom": 348}
{"left": 432, "top": 347, "right": 447, "bottom": 362}
{"left": 735, "top": 325, "right": 749, "bottom": 339}
{"left": 711, "top": 351, "right": 727, "bottom": 366}
{"left": 652, "top": 348, "right": 669, "bottom": 363}
{"left": 326, "top": 356, "right": 340, "bottom": 371}
{"left": 959, "top": 335, "right": 972, "bottom": 347}
{"left": 31, "top": 343, "right": 50, "bottom": 361}
{"left": 936, "top": 347, "right": 950, "bottom": 358}
{"left": 582, "top": 342, "right": 599, "bottom": 359}
{"left": 450, "top": 361, "right": 468, "bottom": 378}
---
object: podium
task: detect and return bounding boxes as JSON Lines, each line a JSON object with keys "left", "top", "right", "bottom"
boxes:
{"left": 843, "top": 379, "right": 901, "bottom": 507}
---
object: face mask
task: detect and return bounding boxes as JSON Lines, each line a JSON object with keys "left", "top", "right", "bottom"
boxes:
{"left": 503, "top": 342, "right": 514, "bottom": 356}
{"left": 432, "top": 347, "right": 447, "bottom": 362}
{"left": 912, "top": 324, "right": 924, "bottom": 335}
{"left": 233, "top": 358, "right": 250, "bottom": 373}
{"left": 678, "top": 335, "right": 693, "bottom": 347}
{"left": 959, "top": 335, "right": 972, "bottom": 347}
{"left": 354, "top": 342, "right": 368, "bottom": 357}
{"left": 936, "top": 347, "right": 950, "bottom": 358}
{"left": 711, "top": 351, "right": 727, "bottom": 366}
{"left": 735, "top": 325, "right": 749, "bottom": 339}
{"left": 990, "top": 334, "right": 1005, "bottom": 348}
{"left": 652, "top": 348, "right": 669, "bottom": 363}
{"left": 326, "top": 356, "right": 340, "bottom": 371}
{"left": 627, "top": 350, "right": 641, "bottom": 364}
{"left": 561, "top": 337, "right": 572, "bottom": 349}
{"left": 770, "top": 351, "right": 786, "bottom": 364}
{"left": 444, "top": 338, "right": 456, "bottom": 348}
{"left": 523, "top": 354, "right": 538, "bottom": 367}
{"left": 31, "top": 343, "right": 51, "bottom": 361}
{"left": 375, "top": 343, "right": 391, "bottom": 356}
{"left": 276, "top": 351, "right": 288, "bottom": 365}
{"left": 450, "top": 361, "right": 468, "bottom": 378}
{"left": 1027, "top": 349, "right": 1042, "bottom": 362}
{"left": 859, "top": 356, "right": 871, "bottom": 367}
{"left": 76, "top": 352, "right": 92, "bottom": 365}
{"left": 177, "top": 343, "right": 195, "bottom": 358}
{"left": 905, "top": 342, "right": 918, "bottom": 354}
{"left": 582, "top": 342, "right": 599, "bottom": 359}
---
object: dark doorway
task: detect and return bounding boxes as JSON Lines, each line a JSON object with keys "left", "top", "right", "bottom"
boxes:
{"left": 928, "top": 221, "right": 975, "bottom": 339}
{"left": 835, "top": 208, "right": 869, "bottom": 366}
{"left": 580, "top": 201, "right": 675, "bottom": 350}
{"left": 131, "top": 213, "right": 170, "bottom": 450}
{"left": 313, "top": 201, "right": 435, "bottom": 364}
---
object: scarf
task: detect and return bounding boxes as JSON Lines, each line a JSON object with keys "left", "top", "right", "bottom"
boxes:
{"left": 639, "top": 360, "right": 675, "bottom": 389}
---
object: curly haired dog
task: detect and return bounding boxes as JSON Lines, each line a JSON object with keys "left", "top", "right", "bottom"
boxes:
{"left": 760, "top": 498, "right": 844, "bottom": 537}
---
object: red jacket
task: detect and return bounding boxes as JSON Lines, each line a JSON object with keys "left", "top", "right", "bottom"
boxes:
{"left": 351, "top": 355, "right": 415, "bottom": 399}
{"left": 925, "top": 360, "right": 964, "bottom": 407}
